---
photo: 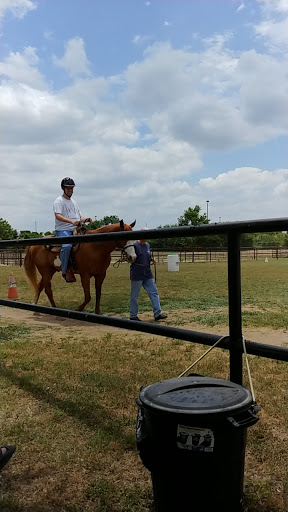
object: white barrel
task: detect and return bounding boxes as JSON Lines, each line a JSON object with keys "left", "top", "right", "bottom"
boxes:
{"left": 167, "top": 254, "right": 179, "bottom": 271}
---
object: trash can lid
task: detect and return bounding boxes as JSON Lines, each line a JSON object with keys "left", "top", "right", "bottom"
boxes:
{"left": 139, "top": 376, "right": 254, "bottom": 416}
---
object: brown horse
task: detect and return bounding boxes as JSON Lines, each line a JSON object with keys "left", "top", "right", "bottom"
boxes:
{"left": 24, "top": 220, "right": 136, "bottom": 314}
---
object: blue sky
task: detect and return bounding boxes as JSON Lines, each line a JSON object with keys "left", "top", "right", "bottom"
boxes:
{"left": 0, "top": 0, "right": 287, "bottom": 233}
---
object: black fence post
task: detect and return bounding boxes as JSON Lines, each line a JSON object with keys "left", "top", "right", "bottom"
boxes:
{"left": 227, "top": 231, "right": 243, "bottom": 384}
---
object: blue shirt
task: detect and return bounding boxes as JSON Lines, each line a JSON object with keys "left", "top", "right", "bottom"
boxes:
{"left": 130, "top": 242, "right": 153, "bottom": 281}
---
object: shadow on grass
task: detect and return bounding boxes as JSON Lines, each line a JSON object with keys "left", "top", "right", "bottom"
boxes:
{"left": 0, "top": 485, "right": 282, "bottom": 512}
{"left": 243, "top": 506, "right": 284, "bottom": 512}
{"left": 1, "top": 367, "right": 135, "bottom": 450}
{"left": 1, "top": 473, "right": 154, "bottom": 512}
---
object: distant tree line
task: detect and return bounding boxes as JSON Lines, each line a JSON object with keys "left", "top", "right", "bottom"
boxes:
{"left": 0, "top": 208, "right": 287, "bottom": 248}
{"left": 148, "top": 206, "right": 288, "bottom": 249}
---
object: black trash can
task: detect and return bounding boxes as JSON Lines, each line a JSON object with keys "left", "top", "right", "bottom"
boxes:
{"left": 136, "top": 375, "right": 259, "bottom": 512}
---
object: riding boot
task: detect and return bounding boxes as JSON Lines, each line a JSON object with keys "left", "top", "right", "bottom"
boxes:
{"left": 65, "top": 268, "right": 76, "bottom": 283}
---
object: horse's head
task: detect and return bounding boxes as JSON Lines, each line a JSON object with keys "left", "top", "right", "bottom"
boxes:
{"left": 92, "top": 220, "right": 137, "bottom": 263}
{"left": 119, "top": 219, "right": 137, "bottom": 263}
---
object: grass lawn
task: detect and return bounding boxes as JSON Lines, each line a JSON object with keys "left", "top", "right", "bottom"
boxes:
{"left": 1, "top": 259, "right": 287, "bottom": 328}
{"left": 0, "top": 259, "right": 287, "bottom": 511}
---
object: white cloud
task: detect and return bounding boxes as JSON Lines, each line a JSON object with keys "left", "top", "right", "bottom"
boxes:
{"left": 132, "top": 35, "right": 141, "bottom": 44}
{"left": 199, "top": 167, "right": 288, "bottom": 221}
{"left": 0, "top": 5, "right": 287, "bottom": 233}
{"left": 43, "top": 30, "right": 54, "bottom": 41}
{"left": 0, "top": 46, "right": 47, "bottom": 89}
{"left": 132, "top": 34, "right": 154, "bottom": 46}
{"left": 254, "top": 18, "right": 288, "bottom": 49}
{"left": 58, "top": 77, "right": 109, "bottom": 110}
{"left": 237, "top": 50, "right": 287, "bottom": 128}
{"left": 0, "top": 82, "right": 88, "bottom": 145}
{"left": 0, "top": 0, "right": 36, "bottom": 19}
{"left": 254, "top": 0, "right": 288, "bottom": 50}
{"left": 237, "top": 3, "right": 245, "bottom": 13}
{"left": 122, "top": 42, "right": 287, "bottom": 151}
{"left": 53, "top": 37, "right": 91, "bottom": 77}
{"left": 257, "top": 0, "right": 288, "bottom": 15}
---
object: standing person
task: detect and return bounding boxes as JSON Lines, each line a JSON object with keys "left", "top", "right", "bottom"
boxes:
{"left": 53, "top": 177, "right": 92, "bottom": 283}
{"left": 130, "top": 227, "right": 167, "bottom": 321}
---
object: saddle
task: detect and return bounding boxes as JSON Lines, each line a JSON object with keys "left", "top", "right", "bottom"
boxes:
{"left": 44, "top": 224, "right": 87, "bottom": 253}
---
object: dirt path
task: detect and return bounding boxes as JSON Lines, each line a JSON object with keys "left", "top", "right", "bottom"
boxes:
{"left": 1, "top": 306, "right": 286, "bottom": 347}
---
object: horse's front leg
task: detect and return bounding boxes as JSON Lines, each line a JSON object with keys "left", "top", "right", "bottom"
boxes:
{"left": 77, "top": 274, "right": 91, "bottom": 311}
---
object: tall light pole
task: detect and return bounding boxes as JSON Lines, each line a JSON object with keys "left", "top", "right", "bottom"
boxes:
{"left": 206, "top": 200, "right": 209, "bottom": 222}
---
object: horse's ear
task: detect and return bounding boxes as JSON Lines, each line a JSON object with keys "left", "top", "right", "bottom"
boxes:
{"left": 120, "top": 219, "right": 124, "bottom": 229}
{"left": 130, "top": 220, "right": 136, "bottom": 228}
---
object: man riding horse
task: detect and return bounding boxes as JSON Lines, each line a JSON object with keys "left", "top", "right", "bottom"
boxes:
{"left": 24, "top": 179, "right": 136, "bottom": 313}
{"left": 53, "top": 177, "right": 92, "bottom": 283}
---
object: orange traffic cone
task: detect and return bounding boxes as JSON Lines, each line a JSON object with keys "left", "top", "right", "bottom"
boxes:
{"left": 8, "top": 272, "right": 18, "bottom": 299}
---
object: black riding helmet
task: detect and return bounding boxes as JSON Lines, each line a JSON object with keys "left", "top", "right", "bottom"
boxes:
{"left": 61, "top": 177, "right": 75, "bottom": 189}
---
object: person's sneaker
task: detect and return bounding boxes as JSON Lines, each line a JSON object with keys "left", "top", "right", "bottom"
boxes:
{"left": 130, "top": 316, "right": 142, "bottom": 321}
{"left": 0, "top": 445, "right": 16, "bottom": 471}
{"left": 155, "top": 313, "right": 168, "bottom": 321}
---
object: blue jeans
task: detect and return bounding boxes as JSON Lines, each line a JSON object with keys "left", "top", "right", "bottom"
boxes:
{"left": 130, "top": 278, "right": 161, "bottom": 319}
{"left": 56, "top": 230, "right": 74, "bottom": 274}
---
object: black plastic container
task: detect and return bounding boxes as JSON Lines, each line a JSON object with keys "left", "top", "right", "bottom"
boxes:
{"left": 136, "top": 376, "right": 259, "bottom": 512}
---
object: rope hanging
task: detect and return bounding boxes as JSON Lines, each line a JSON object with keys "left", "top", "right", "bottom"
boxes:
{"left": 177, "top": 334, "right": 257, "bottom": 403}
{"left": 177, "top": 335, "right": 228, "bottom": 378}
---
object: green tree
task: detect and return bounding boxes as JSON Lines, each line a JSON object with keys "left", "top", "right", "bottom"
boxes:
{"left": 87, "top": 215, "right": 121, "bottom": 230}
{"left": 87, "top": 218, "right": 102, "bottom": 229}
{"left": 149, "top": 206, "right": 227, "bottom": 250}
{"left": 19, "top": 230, "right": 43, "bottom": 239}
{"left": 102, "top": 215, "right": 120, "bottom": 225}
{"left": 240, "top": 232, "right": 287, "bottom": 247}
{"left": 149, "top": 224, "right": 181, "bottom": 250}
{"left": 178, "top": 205, "right": 208, "bottom": 226}
{"left": 0, "top": 218, "right": 18, "bottom": 240}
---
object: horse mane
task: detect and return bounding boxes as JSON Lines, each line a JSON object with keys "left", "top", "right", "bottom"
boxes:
{"left": 87, "top": 223, "right": 123, "bottom": 234}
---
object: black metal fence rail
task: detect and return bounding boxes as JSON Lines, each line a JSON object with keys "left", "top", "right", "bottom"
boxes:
{"left": 0, "top": 299, "right": 287, "bottom": 363}
{"left": 1, "top": 217, "right": 288, "bottom": 384}
{"left": 2, "top": 218, "right": 288, "bottom": 248}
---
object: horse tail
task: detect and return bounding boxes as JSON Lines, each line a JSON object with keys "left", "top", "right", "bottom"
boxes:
{"left": 24, "top": 246, "right": 39, "bottom": 294}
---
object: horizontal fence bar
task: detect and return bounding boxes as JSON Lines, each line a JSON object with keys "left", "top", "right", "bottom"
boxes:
{"left": 1, "top": 299, "right": 287, "bottom": 362}
{"left": 0, "top": 218, "right": 287, "bottom": 248}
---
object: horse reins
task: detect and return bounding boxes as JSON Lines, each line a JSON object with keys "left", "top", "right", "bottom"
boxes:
{"left": 113, "top": 244, "right": 157, "bottom": 283}
{"left": 113, "top": 244, "right": 136, "bottom": 268}
{"left": 151, "top": 251, "right": 157, "bottom": 283}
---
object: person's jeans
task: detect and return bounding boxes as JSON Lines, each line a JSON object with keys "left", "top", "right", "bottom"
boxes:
{"left": 130, "top": 278, "right": 161, "bottom": 319}
{"left": 56, "top": 230, "right": 74, "bottom": 274}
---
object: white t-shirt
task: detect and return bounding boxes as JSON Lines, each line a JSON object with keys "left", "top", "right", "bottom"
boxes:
{"left": 53, "top": 195, "right": 82, "bottom": 231}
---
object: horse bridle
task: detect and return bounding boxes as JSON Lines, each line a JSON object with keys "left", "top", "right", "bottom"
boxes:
{"left": 113, "top": 243, "right": 157, "bottom": 282}
{"left": 113, "top": 242, "right": 136, "bottom": 267}
{"left": 122, "top": 242, "right": 136, "bottom": 261}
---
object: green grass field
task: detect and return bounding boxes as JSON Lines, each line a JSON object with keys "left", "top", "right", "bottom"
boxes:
{"left": 0, "top": 259, "right": 287, "bottom": 511}
{"left": 1, "top": 259, "right": 287, "bottom": 328}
